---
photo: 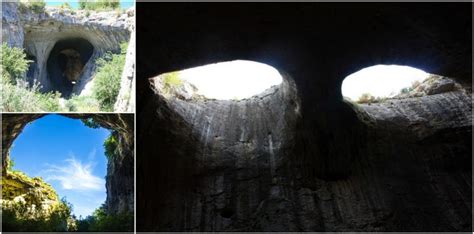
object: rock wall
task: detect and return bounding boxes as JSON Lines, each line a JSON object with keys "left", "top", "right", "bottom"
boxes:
{"left": 136, "top": 3, "right": 472, "bottom": 232}
{"left": 114, "top": 16, "right": 136, "bottom": 113}
{"left": 1, "top": 114, "right": 134, "bottom": 215}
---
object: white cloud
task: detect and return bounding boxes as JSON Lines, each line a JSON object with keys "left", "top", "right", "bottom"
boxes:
{"left": 44, "top": 156, "right": 105, "bottom": 192}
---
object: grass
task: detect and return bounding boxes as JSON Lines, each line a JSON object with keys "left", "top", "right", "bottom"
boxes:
{"left": 64, "top": 95, "right": 101, "bottom": 112}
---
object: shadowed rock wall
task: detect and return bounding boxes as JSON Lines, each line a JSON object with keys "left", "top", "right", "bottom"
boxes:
{"left": 136, "top": 3, "right": 472, "bottom": 232}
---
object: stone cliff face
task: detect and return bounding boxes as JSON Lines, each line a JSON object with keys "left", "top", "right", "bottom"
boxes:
{"left": 136, "top": 3, "right": 472, "bottom": 232}
{"left": 140, "top": 77, "right": 472, "bottom": 232}
{"left": 1, "top": 114, "right": 134, "bottom": 215}
{"left": 2, "top": 2, "right": 135, "bottom": 110}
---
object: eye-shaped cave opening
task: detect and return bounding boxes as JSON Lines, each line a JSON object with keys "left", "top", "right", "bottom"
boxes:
{"left": 155, "top": 60, "right": 284, "bottom": 100}
{"left": 145, "top": 60, "right": 302, "bottom": 228}
{"left": 341, "top": 64, "right": 467, "bottom": 104}
{"left": 340, "top": 64, "right": 470, "bottom": 145}
{"left": 47, "top": 38, "right": 94, "bottom": 97}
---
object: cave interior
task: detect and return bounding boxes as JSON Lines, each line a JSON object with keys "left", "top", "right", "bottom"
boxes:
{"left": 136, "top": 3, "right": 472, "bottom": 232}
{"left": 45, "top": 38, "right": 94, "bottom": 97}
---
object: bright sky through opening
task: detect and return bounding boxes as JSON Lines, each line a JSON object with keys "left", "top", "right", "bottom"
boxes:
{"left": 178, "top": 60, "right": 283, "bottom": 100}
{"left": 341, "top": 65, "right": 430, "bottom": 100}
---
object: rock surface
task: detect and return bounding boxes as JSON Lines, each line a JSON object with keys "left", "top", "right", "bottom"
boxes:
{"left": 2, "top": 2, "right": 135, "bottom": 111}
{"left": 136, "top": 4, "right": 472, "bottom": 232}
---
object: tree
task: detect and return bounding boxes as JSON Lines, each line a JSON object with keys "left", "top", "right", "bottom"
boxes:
{"left": 1, "top": 43, "right": 31, "bottom": 84}
{"left": 92, "top": 42, "right": 128, "bottom": 111}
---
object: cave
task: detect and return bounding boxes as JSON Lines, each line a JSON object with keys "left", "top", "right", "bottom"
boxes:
{"left": 136, "top": 3, "right": 472, "bottom": 232}
{"left": 46, "top": 38, "right": 94, "bottom": 97}
{"left": 1, "top": 114, "right": 134, "bottom": 216}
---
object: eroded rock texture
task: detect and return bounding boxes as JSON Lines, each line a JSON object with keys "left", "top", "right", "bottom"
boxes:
{"left": 136, "top": 3, "right": 472, "bottom": 232}
{"left": 1, "top": 114, "right": 134, "bottom": 215}
{"left": 2, "top": 2, "right": 135, "bottom": 109}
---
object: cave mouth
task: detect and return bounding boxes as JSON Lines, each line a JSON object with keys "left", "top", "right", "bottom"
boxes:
{"left": 47, "top": 38, "right": 94, "bottom": 97}
{"left": 157, "top": 60, "right": 283, "bottom": 100}
{"left": 341, "top": 65, "right": 430, "bottom": 103}
{"left": 6, "top": 114, "right": 109, "bottom": 218}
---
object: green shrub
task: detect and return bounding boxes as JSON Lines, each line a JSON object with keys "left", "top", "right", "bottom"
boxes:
{"left": 357, "top": 93, "right": 376, "bottom": 104}
{"left": 78, "top": 0, "right": 120, "bottom": 11}
{"left": 81, "top": 118, "right": 101, "bottom": 129}
{"left": 92, "top": 42, "right": 127, "bottom": 112}
{"left": 1, "top": 80, "right": 62, "bottom": 112}
{"left": 76, "top": 204, "right": 133, "bottom": 232}
{"left": 2, "top": 197, "right": 75, "bottom": 232}
{"left": 65, "top": 95, "right": 101, "bottom": 112}
{"left": 400, "top": 87, "right": 414, "bottom": 94}
{"left": 58, "top": 2, "right": 73, "bottom": 15}
{"left": 19, "top": 0, "right": 46, "bottom": 14}
{"left": 161, "top": 71, "right": 183, "bottom": 95}
{"left": 1, "top": 43, "right": 31, "bottom": 85}
{"left": 103, "top": 132, "right": 118, "bottom": 160}
{"left": 1, "top": 43, "right": 62, "bottom": 112}
{"left": 59, "top": 2, "right": 72, "bottom": 10}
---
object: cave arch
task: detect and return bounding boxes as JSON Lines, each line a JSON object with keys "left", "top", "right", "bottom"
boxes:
{"left": 1, "top": 114, "right": 134, "bottom": 215}
{"left": 46, "top": 38, "right": 94, "bottom": 97}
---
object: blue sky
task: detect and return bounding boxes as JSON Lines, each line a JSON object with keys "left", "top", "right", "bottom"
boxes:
{"left": 9, "top": 115, "right": 110, "bottom": 218}
{"left": 45, "top": 0, "right": 134, "bottom": 9}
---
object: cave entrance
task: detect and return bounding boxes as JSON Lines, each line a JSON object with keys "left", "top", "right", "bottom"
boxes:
{"left": 341, "top": 65, "right": 431, "bottom": 103}
{"left": 47, "top": 38, "right": 94, "bottom": 97}
{"left": 6, "top": 115, "right": 109, "bottom": 219}
{"left": 157, "top": 60, "right": 283, "bottom": 100}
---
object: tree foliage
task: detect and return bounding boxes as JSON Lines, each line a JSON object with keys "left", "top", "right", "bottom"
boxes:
{"left": 18, "top": 0, "right": 46, "bottom": 14}
{"left": 1, "top": 43, "right": 31, "bottom": 85}
{"left": 1, "top": 43, "right": 62, "bottom": 112}
{"left": 78, "top": 0, "right": 120, "bottom": 11}
{"left": 92, "top": 42, "right": 127, "bottom": 111}
{"left": 76, "top": 204, "right": 133, "bottom": 232}
{"left": 104, "top": 132, "right": 118, "bottom": 160}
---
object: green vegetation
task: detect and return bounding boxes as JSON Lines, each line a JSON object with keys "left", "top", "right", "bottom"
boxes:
{"left": 79, "top": 0, "right": 120, "bottom": 11}
{"left": 92, "top": 42, "right": 127, "bottom": 111}
{"left": 18, "top": 0, "right": 46, "bottom": 14}
{"left": 103, "top": 132, "right": 118, "bottom": 160}
{"left": 81, "top": 118, "right": 101, "bottom": 129}
{"left": 7, "top": 157, "right": 15, "bottom": 171}
{"left": 59, "top": 2, "right": 72, "bottom": 10}
{"left": 58, "top": 2, "right": 73, "bottom": 15}
{"left": 356, "top": 93, "right": 376, "bottom": 104}
{"left": 356, "top": 93, "right": 388, "bottom": 104}
{"left": 161, "top": 71, "right": 183, "bottom": 96}
{"left": 1, "top": 40, "right": 128, "bottom": 112}
{"left": 1, "top": 43, "right": 62, "bottom": 112}
{"left": 65, "top": 95, "right": 101, "bottom": 112}
{"left": 76, "top": 204, "right": 133, "bottom": 232}
{"left": 2, "top": 197, "right": 76, "bottom": 232}
{"left": 2, "top": 164, "right": 76, "bottom": 232}
{"left": 1, "top": 43, "right": 31, "bottom": 85}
